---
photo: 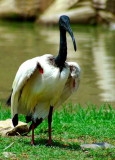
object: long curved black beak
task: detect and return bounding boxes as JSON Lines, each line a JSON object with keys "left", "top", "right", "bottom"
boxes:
{"left": 66, "top": 26, "right": 77, "bottom": 51}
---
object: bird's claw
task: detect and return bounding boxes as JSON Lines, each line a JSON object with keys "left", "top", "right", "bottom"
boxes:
{"left": 31, "top": 141, "right": 35, "bottom": 146}
{"left": 46, "top": 140, "right": 52, "bottom": 146}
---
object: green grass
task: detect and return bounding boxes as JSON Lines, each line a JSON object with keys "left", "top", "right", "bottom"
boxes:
{"left": 0, "top": 103, "right": 115, "bottom": 159}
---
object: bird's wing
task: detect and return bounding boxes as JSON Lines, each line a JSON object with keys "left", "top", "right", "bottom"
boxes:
{"left": 12, "top": 57, "right": 43, "bottom": 93}
{"left": 55, "top": 62, "right": 81, "bottom": 108}
{"left": 7, "top": 57, "right": 42, "bottom": 106}
{"left": 11, "top": 57, "right": 43, "bottom": 117}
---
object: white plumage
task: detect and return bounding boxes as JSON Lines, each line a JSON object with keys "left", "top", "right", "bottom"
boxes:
{"left": 12, "top": 54, "right": 69, "bottom": 120}
{"left": 11, "top": 55, "right": 80, "bottom": 120}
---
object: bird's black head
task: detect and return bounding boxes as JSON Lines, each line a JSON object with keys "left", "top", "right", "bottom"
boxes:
{"left": 59, "top": 15, "right": 77, "bottom": 51}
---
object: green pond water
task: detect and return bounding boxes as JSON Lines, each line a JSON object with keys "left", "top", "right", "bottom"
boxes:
{"left": 0, "top": 21, "right": 115, "bottom": 107}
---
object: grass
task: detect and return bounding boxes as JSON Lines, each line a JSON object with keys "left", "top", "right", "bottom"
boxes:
{"left": 0, "top": 103, "right": 115, "bottom": 159}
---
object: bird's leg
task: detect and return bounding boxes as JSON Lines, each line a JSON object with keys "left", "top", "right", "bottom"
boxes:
{"left": 29, "top": 118, "right": 43, "bottom": 145}
{"left": 29, "top": 118, "right": 43, "bottom": 132}
{"left": 47, "top": 106, "right": 53, "bottom": 145}
{"left": 31, "top": 121, "right": 35, "bottom": 145}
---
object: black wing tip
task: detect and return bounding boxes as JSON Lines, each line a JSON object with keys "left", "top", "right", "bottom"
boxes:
{"left": 12, "top": 114, "right": 18, "bottom": 127}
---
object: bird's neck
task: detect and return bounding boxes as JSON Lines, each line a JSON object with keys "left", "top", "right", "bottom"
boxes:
{"left": 55, "top": 28, "right": 67, "bottom": 68}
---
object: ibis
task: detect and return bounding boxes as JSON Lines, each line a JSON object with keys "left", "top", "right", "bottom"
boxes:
{"left": 7, "top": 15, "right": 81, "bottom": 145}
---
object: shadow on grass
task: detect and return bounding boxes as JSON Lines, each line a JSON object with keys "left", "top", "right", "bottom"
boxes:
{"left": 23, "top": 137, "right": 81, "bottom": 150}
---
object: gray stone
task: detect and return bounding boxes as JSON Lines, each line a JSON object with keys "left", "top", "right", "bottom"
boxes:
{"left": 80, "top": 143, "right": 115, "bottom": 150}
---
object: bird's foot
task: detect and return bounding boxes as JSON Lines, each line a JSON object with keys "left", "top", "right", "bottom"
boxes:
{"left": 31, "top": 140, "right": 35, "bottom": 146}
{"left": 46, "top": 139, "right": 52, "bottom": 146}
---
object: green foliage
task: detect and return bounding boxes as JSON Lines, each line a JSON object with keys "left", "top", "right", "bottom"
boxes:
{"left": 0, "top": 103, "right": 115, "bottom": 159}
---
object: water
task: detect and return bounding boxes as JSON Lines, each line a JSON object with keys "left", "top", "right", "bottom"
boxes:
{"left": 0, "top": 21, "right": 115, "bottom": 107}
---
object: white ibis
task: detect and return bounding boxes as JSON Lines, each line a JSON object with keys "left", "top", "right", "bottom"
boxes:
{"left": 7, "top": 15, "right": 81, "bottom": 145}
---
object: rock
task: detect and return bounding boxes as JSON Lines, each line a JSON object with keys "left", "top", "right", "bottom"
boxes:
{"left": 0, "top": 0, "right": 16, "bottom": 11}
{"left": 15, "top": 0, "right": 41, "bottom": 17}
{"left": 75, "top": 0, "right": 93, "bottom": 8}
{"left": 93, "top": 0, "right": 107, "bottom": 9}
{"left": 0, "top": 0, "right": 114, "bottom": 24}
{"left": 0, "top": 119, "right": 29, "bottom": 136}
{"left": 0, "top": 0, "right": 53, "bottom": 19}
{"left": 38, "top": 6, "right": 96, "bottom": 24}
{"left": 40, "top": 0, "right": 79, "bottom": 14}
{"left": 80, "top": 143, "right": 115, "bottom": 150}
{"left": 15, "top": 0, "right": 53, "bottom": 17}
{"left": 0, "top": 0, "right": 17, "bottom": 18}
{"left": 38, "top": 0, "right": 96, "bottom": 24}
{"left": 98, "top": 10, "right": 115, "bottom": 23}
